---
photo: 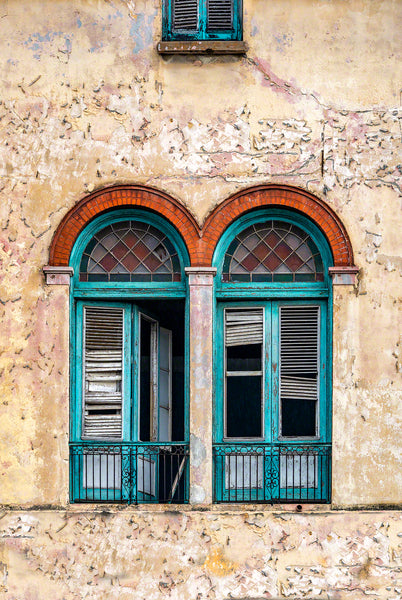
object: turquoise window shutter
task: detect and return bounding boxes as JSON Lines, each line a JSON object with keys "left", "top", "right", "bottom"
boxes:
{"left": 163, "top": 0, "right": 242, "bottom": 41}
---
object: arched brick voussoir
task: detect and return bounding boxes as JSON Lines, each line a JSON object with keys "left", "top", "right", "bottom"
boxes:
{"left": 49, "top": 185, "right": 201, "bottom": 266}
{"left": 201, "top": 185, "right": 355, "bottom": 267}
{"left": 49, "top": 184, "right": 355, "bottom": 269}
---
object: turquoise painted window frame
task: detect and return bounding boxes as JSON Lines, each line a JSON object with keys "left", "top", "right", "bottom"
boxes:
{"left": 214, "top": 299, "right": 330, "bottom": 444}
{"left": 69, "top": 209, "right": 190, "bottom": 503}
{"left": 212, "top": 208, "right": 333, "bottom": 502}
{"left": 162, "top": 0, "right": 242, "bottom": 41}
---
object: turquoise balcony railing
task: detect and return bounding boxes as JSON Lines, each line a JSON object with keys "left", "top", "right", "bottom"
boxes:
{"left": 70, "top": 442, "right": 189, "bottom": 504}
{"left": 213, "top": 443, "right": 331, "bottom": 503}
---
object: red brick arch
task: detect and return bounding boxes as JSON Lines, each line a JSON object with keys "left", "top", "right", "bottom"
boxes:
{"left": 49, "top": 184, "right": 354, "bottom": 268}
{"left": 49, "top": 185, "right": 200, "bottom": 266}
{"left": 200, "top": 185, "right": 354, "bottom": 267}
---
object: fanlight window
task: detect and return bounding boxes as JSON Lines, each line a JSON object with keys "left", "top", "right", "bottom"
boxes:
{"left": 79, "top": 221, "right": 181, "bottom": 282}
{"left": 222, "top": 221, "right": 324, "bottom": 283}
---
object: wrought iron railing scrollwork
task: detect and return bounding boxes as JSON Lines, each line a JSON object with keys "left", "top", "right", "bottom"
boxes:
{"left": 213, "top": 443, "right": 331, "bottom": 503}
{"left": 70, "top": 442, "right": 189, "bottom": 504}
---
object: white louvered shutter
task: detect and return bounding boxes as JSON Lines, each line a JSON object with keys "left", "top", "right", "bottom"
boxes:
{"left": 83, "top": 306, "right": 124, "bottom": 439}
{"left": 173, "top": 0, "right": 198, "bottom": 30}
{"left": 280, "top": 306, "right": 319, "bottom": 403}
{"left": 225, "top": 309, "right": 263, "bottom": 346}
{"left": 207, "top": 0, "right": 233, "bottom": 30}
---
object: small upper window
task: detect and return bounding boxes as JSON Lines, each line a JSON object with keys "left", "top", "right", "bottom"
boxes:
{"left": 162, "top": 0, "right": 242, "bottom": 41}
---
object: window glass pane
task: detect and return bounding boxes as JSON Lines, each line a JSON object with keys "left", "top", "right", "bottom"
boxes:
{"left": 80, "top": 221, "right": 181, "bottom": 282}
{"left": 281, "top": 398, "right": 317, "bottom": 437}
{"left": 226, "top": 376, "right": 262, "bottom": 438}
{"left": 159, "top": 407, "right": 170, "bottom": 442}
{"left": 222, "top": 221, "right": 324, "bottom": 282}
{"left": 227, "top": 344, "right": 261, "bottom": 372}
{"left": 159, "top": 370, "right": 170, "bottom": 410}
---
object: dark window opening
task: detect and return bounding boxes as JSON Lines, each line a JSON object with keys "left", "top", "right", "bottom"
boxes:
{"left": 137, "top": 299, "right": 185, "bottom": 442}
{"left": 281, "top": 398, "right": 317, "bottom": 437}
{"left": 226, "top": 376, "right": 262, "bottom": 438}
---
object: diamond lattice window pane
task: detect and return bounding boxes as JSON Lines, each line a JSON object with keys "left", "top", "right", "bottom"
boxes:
{"left": 296, "top": 243, "right": 312, "bottom": 261}
{"left": 242, "top": 233, "right": 260, "bottom": 251}
{"left": 285, "top": 232, "right": 303, "bottom": 250}
{"left": 223, "top": 221, "right": 324, "bottom": 283}
{"left": 142, "top": 233, "right": 160, "bottom": 251}
{"left": 92, "top": 245, "right": 108, "bottom": 261}
{"left": 101, "top": 233, "right": 120, "bottom": 251}
{"left": 111, "top": 241, "right": 129, "bottom": 260}
{"left": 80, "top": 221, "right": 181, "bottom": 282}
{"left": 122, "top": 231, "right": 139, "bottom": 248}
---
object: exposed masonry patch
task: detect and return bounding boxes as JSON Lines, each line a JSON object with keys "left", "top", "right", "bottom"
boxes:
{"left": 376, "top": 254, "right": 402, "bottom": 275}
{"left": 323, "top": 110, "right": 402, "bottom": 194}
{"left": 0, "top": 89, "right": 400, "bottom": 193}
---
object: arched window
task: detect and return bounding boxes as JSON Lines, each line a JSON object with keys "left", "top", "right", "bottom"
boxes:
{"left": 213, "top": 209, "right": 333, "bottom": 503}
{"left": 69, "top": 209, "right": 190, "bottom": 504}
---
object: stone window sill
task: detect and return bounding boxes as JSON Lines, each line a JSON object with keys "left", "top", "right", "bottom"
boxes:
{"left": 64, "top": 502, "right": 330, "bottom": 513}
{"left": 157, "top": 40, "right": 248, "bottom": 55}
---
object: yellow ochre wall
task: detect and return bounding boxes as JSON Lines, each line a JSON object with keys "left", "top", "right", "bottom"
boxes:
{"left": 0, "top": 1, "right": 401, "bottom": 598}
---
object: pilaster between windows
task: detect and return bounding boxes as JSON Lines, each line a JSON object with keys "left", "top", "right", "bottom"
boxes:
{"left": 185, "top": 267, "right": 217, "bottom": 505}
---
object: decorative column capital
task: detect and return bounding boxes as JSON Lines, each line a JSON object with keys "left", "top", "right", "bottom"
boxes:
{"left": 43, "top": 265, "right": 74, "bottom": 285}
{"left": 185, "top": 267, "right": 217, "bottom": 286}
{"left": 328, "top": 266, "right": 359, "bottom": 285}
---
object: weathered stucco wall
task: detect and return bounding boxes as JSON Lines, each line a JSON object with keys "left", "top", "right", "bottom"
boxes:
{"left": 0, "top": 508, "right": 401, "bottom": 599}
{"left": 1, "top": 1, "right": 401, "bottom": 597}
{"left": 0, "top": 0, "right": 401, "bottom": 528}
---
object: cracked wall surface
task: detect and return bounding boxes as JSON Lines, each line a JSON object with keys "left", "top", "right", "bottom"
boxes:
{"left": 0, "top": 0, "right": 401, "bottom": 597}
{"left": 0, "top": 509, "right": 401, "bottom": 600}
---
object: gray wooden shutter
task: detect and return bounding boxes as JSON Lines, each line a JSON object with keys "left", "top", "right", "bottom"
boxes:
{"left": 173, "top": 0, "right": 198, "bottom": 30}
{"left": 207, "top": 0, "right": 233, "bottom": 30}
{"left": 225, "top": 309, "right": 263, "bottom": 346}
{"left": 83, "top": 306, "right": 123, "bottom": 439}
{"left": 280, "top": 306, "right": 319, "bottom": 401}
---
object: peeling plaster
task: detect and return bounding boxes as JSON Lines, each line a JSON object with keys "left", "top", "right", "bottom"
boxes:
{"left": 190, "top": 434, "right": 207, "bottom": 470}
{"left": 0, "top": 510, "right": 400, "bottom": 599}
